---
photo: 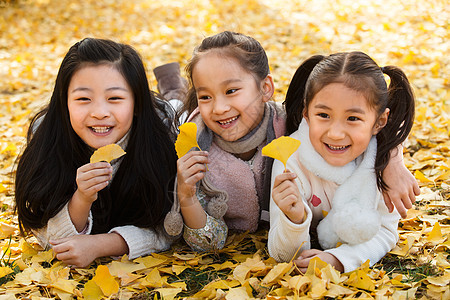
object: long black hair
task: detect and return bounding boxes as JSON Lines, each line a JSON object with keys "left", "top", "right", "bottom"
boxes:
{"left": 15, "top": 38, "right": 177, "bottom": 234}
{"left": 284, "top": 51, "right": 415, "bottom": 190}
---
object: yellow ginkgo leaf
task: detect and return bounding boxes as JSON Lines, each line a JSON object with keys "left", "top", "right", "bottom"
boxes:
{"left": 153, "top": 287, "right": 182, "bottom": 300}
{"left": 174, "top": 122, "right": 201, "bottom": 158}
{"left": 427, "top": 222, "right": 444, "bottom": 243}
{"left": 82, "top": 279, "right": 104, "bottom": 300}
{"left": 90, "top": 144, "right": 126, "bottom": 163}
{"left": 347, "top": 270, "right": 376, "bottom": 292}
{"left": 92, "top": 265, "right": 119, "bottom": 297}
{"left": 262, "top": 136, "right": 301, "bottom": 170}
{"left": 261, "top": 262, "right": 293, "bottom": 285}
{"left": 0, "top": 266, "right": 13, "bottom": 277}
{"left": 414, "top": 170, "right": 433, "bottom": 183}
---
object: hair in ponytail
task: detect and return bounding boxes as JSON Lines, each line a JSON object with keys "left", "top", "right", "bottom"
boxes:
{"left": 376, "top": 65, "right": 415, "bottom": 189}
{"left": 284, "top": 55, "right": 324, "bottom": 135}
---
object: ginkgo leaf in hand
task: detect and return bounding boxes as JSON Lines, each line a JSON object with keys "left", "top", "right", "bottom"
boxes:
{"left": 175, "top": 122, "right": 201, "bottom": 158}
{"left": 262, "top": 136, "right": 301, "bottom": 170}
{"left": 90, "top": 144, "right": 126, "bottom": 163}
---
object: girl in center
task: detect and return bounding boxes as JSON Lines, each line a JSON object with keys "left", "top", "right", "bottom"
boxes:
{"left": 268, "top": 51, "right": 415, "bottom": 272}
{"left": 170, "top": 31, "right": 286, "bottom": 251}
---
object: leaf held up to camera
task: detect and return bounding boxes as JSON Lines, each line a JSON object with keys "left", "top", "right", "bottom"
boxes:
{"left": 262, "top": 136, "right": 301, "bottom": 170}
{"left": 90, "top": 144, "right": 126, "bottom": 163}
{"left": 175, "top": 122, "right": 201, "bottom": 158}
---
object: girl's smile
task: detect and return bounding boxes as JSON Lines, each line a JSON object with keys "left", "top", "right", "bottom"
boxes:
{"left": 67, "top": 64, "right": 134, "bottom": 149}
{"left": 90, "top": 126, "right": 113, "bottom": 134}
{"left": 326, "top": 144, "right": 350, "bottom": 151}
{"left": 216, "top": 115, "right": 239, "bottom": 128}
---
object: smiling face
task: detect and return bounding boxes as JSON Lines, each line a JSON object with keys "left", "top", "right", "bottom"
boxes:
{"left": 304, "top": 83, "right": 388, "bottom": 166}
{"left": 67, "top": 64, "right": 134, "bottom": 149}
{"left": 192, "top": 52, "right": 273, "bottom": 141}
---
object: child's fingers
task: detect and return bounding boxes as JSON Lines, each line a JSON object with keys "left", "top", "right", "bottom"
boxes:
{"left": 273, "top": 172, "right": 297, "bottom": 188}
{"left": 78, "top": 165, "right": 112, "bottom": 180}
{"left": 177, "top": 152, "right": 208, "bottom": 184}
{"left": 178, "top": 151, "right": 208, "bottom": 164}
{"left": 49, "top": 237, "right": 70, "bottom": 246}
{"left": 413, "top": 182, "right": 420, "bottom": 196}
{"left": 76, "top": 174, "right": 111, "bottom": 196}
{"left": 382, "top": 193, "right": 394, "bottom": 213}
{"left": 78, "top": 162, "right": 112, "bottom": 173}
{"left": 50, "top": 240, "right": 71, "bottom": 254}
{"left": 294, "top": 250, "right": 323, "bottom": 271}
{"left": 294, "top": 257, "right": 310, "bottom": 271}
{"left": 299, "top": 249, "right": 322, "bottom": 258}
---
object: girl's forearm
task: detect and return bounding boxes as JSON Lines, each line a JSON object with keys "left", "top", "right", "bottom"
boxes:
{"left": 180, "top": 196, "right": 207, "bottom": 229}
{"left": 93, "top": 232, "right": 129, "bottom": 258}
{"left": 68, "top": 190, "right": 93, "bottom": 232}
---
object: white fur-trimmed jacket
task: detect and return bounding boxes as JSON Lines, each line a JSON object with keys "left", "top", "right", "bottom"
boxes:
{"left": 268, "top": 123, "right": 400, "bottom": 273}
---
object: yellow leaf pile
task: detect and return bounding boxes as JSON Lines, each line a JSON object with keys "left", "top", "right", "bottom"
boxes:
{"left": 0, "top": 0, "right": 448, "bottom": 299}
{"left": 90, "top": 144, "right": 126, "bottom": 163}
{"left": 174, "top": 122, "right": 201, "bottom": 158}
{"left": 262, "top": 136, "right": 301, "bottom": 170}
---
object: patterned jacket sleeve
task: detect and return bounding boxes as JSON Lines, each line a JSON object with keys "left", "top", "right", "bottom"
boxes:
{"left": 182, "top": 190, "right": 228, "bottom": 251}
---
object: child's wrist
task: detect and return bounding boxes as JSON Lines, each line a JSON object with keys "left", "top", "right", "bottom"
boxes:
{"left": 287, "top": 209, "right": 306, "bottom": 224}
{"left": 179, "top": 195, "right": 199, "bottom": 208}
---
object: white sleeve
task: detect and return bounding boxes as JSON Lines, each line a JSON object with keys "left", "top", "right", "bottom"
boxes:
{"left": 110, "top": 225, "right": 177, "bottom": 259}
{"left": 325, "top": 195, "right": 400, "bottom": 273}
{"left": 268, "top": 158, "right": 313, "bottom": 262}
{"left": 32, "top": 203, "right": 93, "bottom": 249}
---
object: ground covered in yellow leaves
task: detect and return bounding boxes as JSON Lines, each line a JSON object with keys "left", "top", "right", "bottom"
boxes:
{"left": 0, "top": 0, "right": 449, "bottom": 299}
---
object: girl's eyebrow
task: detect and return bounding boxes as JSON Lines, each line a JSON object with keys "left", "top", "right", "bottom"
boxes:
{"left": 196, "top": 79, "right": 242, "bottom": 92}
{"left": 314, "top": 103, "right": 365, "bottom": 114}
{"left": 105, "top": 86, "right": 128, "bottom": 92}
{"left": 70, "top": 86, "right": 128, "bottom": 93}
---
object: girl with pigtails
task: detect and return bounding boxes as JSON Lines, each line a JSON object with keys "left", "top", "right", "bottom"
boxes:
{"left": 268, "top": 51, "right": 416, "bottom": 272}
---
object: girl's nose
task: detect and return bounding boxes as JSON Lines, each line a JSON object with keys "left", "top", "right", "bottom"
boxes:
{"left": 90, "top": 100, "right": 111, "bottom": 119}
{"left": 327, "top": 123, "right": 346, "bottom": 140}
{"left": 212, "top": 96, "right": 231, "bottom": 115}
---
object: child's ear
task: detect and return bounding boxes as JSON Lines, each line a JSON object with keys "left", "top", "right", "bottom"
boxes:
{"left": 372, "top": 108, "right": 390, "bottom": 135}
{"left": 261, "top": 74, "right": 275, "bottom": 102}
{"left": 302, "top": 108, "right": 309, "bottom": 123}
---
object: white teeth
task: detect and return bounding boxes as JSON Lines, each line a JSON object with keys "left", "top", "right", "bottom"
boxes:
{"left": 91, "top": 127, "right": 111, "bottom": 133}
{"left": 328, "top": 145, "right": 348, "bottom": 150}
{"left": 218, "top": 116, "right": 238, "bottom": 125}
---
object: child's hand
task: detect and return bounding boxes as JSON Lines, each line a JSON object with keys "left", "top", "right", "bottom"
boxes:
{"left": 177, "top": 151, "right": 208, "bottom": 207}
{"left": 294, "top": 249, "right": 344, "bottom": 273}
{"left": 272, "top": 170, "right": 304, "bottom": 224}
{"left": 50, "top": 235, "right": 99, "bottom": 268}
{"left": 382, "top": 158, "right": 420, "bottom": 218}
{"left": 75, "top": 162, "right": 113, "bottom": 204}
{"left": 50, "top": 232, "right": 128, "bottom": 268}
